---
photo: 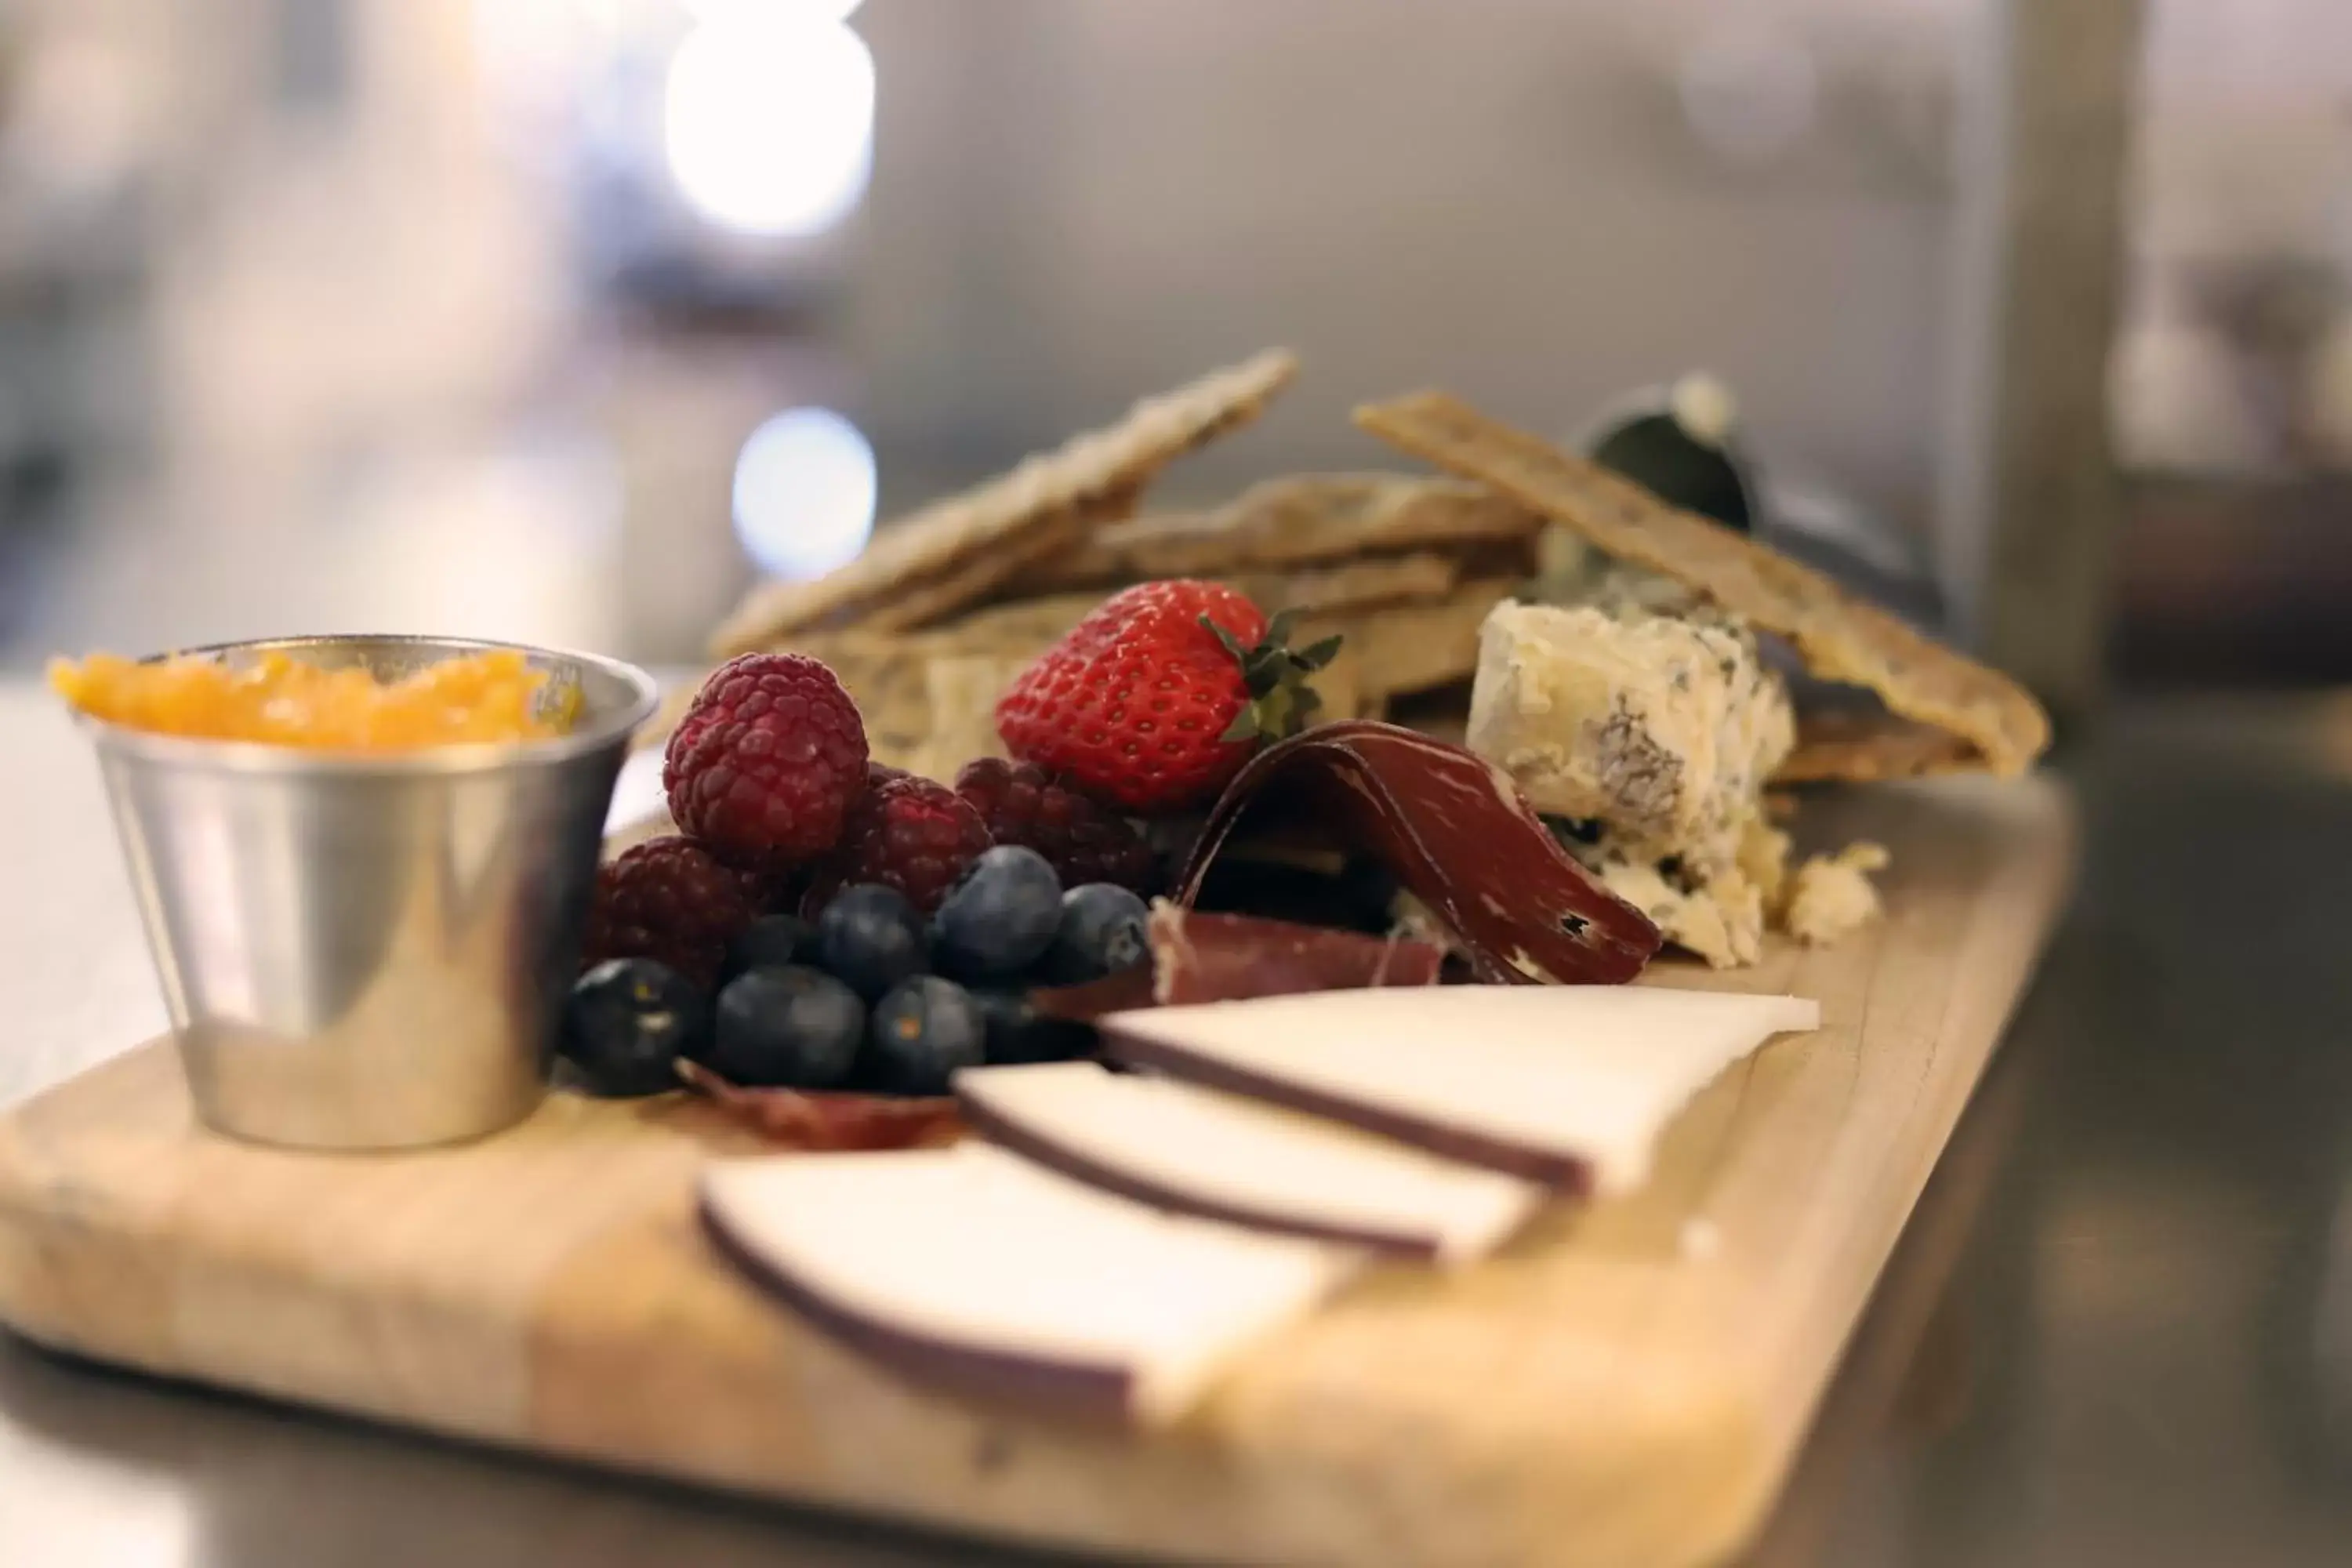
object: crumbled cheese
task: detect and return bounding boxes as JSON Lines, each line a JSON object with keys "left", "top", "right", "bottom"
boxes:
{"left": 1466, "top": 602, "right": 1793, "bottom": 880}
{"left": 1577, "top": 835, "right": 1767, "bottom": 970}
{"left": 1737, "top": 818, "right": 1793, "bottom": 909}
{"left": 1780, "top": 842, "right": 1889, "bottom": 948}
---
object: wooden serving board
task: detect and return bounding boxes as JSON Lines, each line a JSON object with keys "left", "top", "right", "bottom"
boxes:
{"left": 0, "top": 775, "right": 2073, "bottom": 1568}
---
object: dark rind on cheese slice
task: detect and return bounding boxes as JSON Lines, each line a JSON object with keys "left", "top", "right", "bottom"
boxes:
{"left": 1174, "top": 720, "right": 1661, "bottom": 985}
{"left": 695, "top": 1191, "right": 1137, "bottom": 1424}
{"left": 1100, "top": 1027, "right": 1595, "bottom": 1192}
{"left": 955, "top": 1080, "right": 1446, "bottom": 1261}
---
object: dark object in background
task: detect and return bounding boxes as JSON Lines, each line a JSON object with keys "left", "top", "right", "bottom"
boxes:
{"left": 1588, "top": 390, "right": 1756, "bottom": 534}
{"left": 1582, "top": 373, "right": 1946, "bottom": 635}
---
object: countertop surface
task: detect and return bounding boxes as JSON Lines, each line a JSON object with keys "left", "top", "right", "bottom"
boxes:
{"left": 7, "top": 684, "right": 2352, "bottom": 1568}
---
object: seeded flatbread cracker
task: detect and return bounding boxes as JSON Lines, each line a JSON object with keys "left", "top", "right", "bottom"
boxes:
{"left": 1307, "top": 640, "right": 1367, "bottom": 722}
{"left": 1354, "top": 391, "right": 2051, "bottom": 777}
{"left": 710, "top": 350, "right": 1298, "bottom": 655}
{"left": 1007, "top": 474, "right": 1542, "bottom": 593}
{"left": 924, "top": 593, "right": 1107, "bottom": 649}
{"left": 852, "top": 508, "right": 1096, "bottom": 635}
{"left": 1233, "top": 552, "right": 1463, "bottom": 617}
{"left": 1773, "top": 711, "right": 1981, "bottom": 784}
{"left": 912, "top": 655, "right": 1026, "bottom": 779}
{"left": 1302, "top": 578, "right": 1518, "bottom": 706}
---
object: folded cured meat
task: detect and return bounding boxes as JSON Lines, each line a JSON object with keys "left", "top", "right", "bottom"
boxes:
{"left": 1174, "top": 720, "right": 1661, "bottom": 985}
{"left": 956, "top": 1061, "right": 1543, "bottom": 1264}
{"left": 699, "top": 1144, "right": 1357, "bottom": 1425}
{"left": 1099, "top": 985, "right": 1820, "bottom": 1192}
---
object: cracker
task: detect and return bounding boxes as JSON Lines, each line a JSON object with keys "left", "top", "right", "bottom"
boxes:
{"left": 854, "top": 507, "right": 1094, "bottom": 634}
{"left": 800, "top": 641, "right": 935, "bottom": 768}
{"left": 925, "top": 593, "right": 1106, "bottom": 648}
{"left": 710, "top": 349, "right": 1298, "bottom": 654}
{"left": 1308, "top": 640, "right": 1367, "bottom": 722}
{"left": 1773, "top": 712, "right": 1981, "bottom": 784}
{"left": 1303, "top": 578, "right": 1517, "bottom": 704}
{"left": 1354, "top": 391, "right": 2051, "bottom": 776}
{"left": 1232, "top": 552, "right": 1463, "bottom": 617}
{"left": 912, "top": 655, "right": 1026, "bottom": 779}
{"left": 1009, "top": 474, "right": 1542, "bottom": 592}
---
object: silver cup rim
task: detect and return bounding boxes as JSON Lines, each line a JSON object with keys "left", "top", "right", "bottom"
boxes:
{"left": 69, "top": 633, "right": 662, "bottom": 776}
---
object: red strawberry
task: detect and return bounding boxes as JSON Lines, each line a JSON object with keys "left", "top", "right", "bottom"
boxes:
{"left": 994, "top": 580, "right": 1339, "bottom": 815}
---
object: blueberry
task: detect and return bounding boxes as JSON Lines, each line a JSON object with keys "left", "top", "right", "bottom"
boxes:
{"left": 815, "top": 884, "right": 929, "bottom": 1000}
{"left": 722, "top": 913, "right": 815, "bottom": 985}
{"left": 971, "top": 988, "right": 1097, "bottom": 1065}
{"left": 931, "top": 845, "right": 1062, "bottom": 981}
{"left": 1038, "top": 883, "right": 1152, "bottom": 985}
{"left": 708, "top": 964, "right": 865, "bottom": 1088}
{"left": 561, "top": 959, "right": 709, "bottom": 1097}
{"left": 867, "top": 975, "right": 986, "bottom": 1094}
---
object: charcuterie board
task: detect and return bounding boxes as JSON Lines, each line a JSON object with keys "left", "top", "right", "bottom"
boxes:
{"left": 0, "top": 773, "right": 2072, "bottom": 1568}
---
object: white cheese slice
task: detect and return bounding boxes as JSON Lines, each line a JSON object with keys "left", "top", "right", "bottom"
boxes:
{"left": 1100, "top": 986, "right": 1819, "bottom": 1195}
{"left": 956, "top": 1062, "right": 1544, "bottom": 1265}
{"left": 699, "top": 1145, "right": 1358, "bottom": 1426}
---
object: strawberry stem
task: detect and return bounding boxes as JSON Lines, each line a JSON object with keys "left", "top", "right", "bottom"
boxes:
{"left": 1199, "top": 612, "right": 1344, "bottom": 746}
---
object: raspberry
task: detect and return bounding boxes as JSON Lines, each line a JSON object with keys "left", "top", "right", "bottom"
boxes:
{"left": 953, "top": 758, "right": 1158, "bottom": 893}
{"left": 662, "top": 654, "right": 869, "bottom": 872}
{"left": 582, "top": 835, "right": 761, "bottom": 989}
{"left": 801, "top": 774, "right": 993, "bottom": 916}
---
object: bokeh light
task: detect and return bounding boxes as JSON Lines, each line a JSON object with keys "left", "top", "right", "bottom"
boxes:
{"left": 681, "top": 0, "right": 867, "bottom": 23}
{"left": 732, "top": 406, "right": 877, "bottom": 579}
{"left": 663, "top": 11, "right": 874, "bottom": 238}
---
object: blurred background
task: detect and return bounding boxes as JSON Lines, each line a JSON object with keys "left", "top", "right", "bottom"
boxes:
{"left": 0, "top": 0, "right": 2344, "bottom": 696}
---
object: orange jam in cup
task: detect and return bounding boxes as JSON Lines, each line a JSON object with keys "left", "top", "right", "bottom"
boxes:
{"left": 49, "top": 648, "right": 579, "bottom": 750}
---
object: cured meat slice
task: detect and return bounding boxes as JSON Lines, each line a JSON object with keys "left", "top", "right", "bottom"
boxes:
{"left": 1029, "top": 905, "right": 1444, "bottom": 1024}
{"left": 1174, "top": 720, "right": 1661, "bottom": 985}
{"left": 699, "top": 1145, "right": 1358, "bottom": 1425}
{"left": 956, "top": 1061, "right": 1543, "bottom": 1263}
{"left": 677, "top": 1061, "right": 963, "bottom": 1151}
{"left": 1149, "top": 904, "right": 1443, "bottom": 1003}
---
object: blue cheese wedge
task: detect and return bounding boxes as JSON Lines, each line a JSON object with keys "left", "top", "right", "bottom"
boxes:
{"left": 1466, "top": 601, "right": 1793, "bottom": 879}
